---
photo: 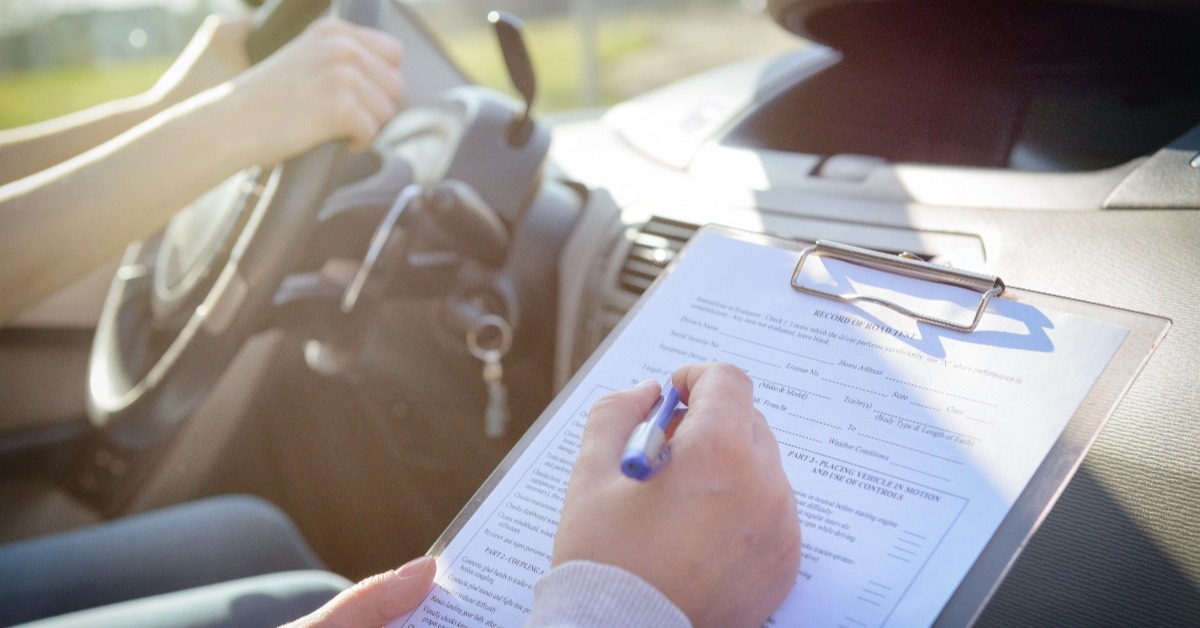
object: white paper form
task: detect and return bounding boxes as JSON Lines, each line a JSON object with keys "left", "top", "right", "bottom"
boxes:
{"left": 391, "top": 230, "right": 1129, "bottom": 628}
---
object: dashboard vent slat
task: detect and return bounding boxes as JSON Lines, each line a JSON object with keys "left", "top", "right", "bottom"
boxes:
{"left": 617, "top": 216, "right": 700, "bottom": 297}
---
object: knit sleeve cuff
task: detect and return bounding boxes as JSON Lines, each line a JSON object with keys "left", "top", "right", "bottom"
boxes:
{"left": 524, "top": 560, "right": 691, "bottom": 628}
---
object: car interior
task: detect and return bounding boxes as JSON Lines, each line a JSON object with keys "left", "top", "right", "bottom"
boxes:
{"left": 0, "top": 0, "right": 1197, "bottom": 625}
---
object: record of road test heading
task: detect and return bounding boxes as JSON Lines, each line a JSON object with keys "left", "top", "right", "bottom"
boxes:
{"left": 391, "top": 225, "right": 1169, "bottom": 628}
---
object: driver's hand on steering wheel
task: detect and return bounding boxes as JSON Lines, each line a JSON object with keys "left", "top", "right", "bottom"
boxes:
{"left": 222, "top": 17, "right": 406, "bottom": 164}
{"left": 0, "top": 14, "right": 404, "bottom": 326}
{"left": 155, "top": 13, "right": 406, "bottom": 162}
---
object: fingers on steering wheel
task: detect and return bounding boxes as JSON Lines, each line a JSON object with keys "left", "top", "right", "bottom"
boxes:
{"left": 320, "top": 27, "right": 405, "bottom": 149}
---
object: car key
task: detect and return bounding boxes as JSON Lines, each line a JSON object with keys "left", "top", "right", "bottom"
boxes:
{"left": 467, "top": 314, "right": 513, "bottom": 438}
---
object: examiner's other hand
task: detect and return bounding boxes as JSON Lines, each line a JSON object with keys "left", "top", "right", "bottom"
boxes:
{"left": 553, "top": 363, "right": 801, "bottom": 627}
{"left": 220, "top": 17, "right": 405, "bottom": 163}
{"left": 282, "top": 556, "right": 435, "bottom": 627}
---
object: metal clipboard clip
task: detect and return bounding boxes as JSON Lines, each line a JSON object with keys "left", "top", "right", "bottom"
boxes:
{"left": 791, "top": 240, "right": 1006, "bottom": 333}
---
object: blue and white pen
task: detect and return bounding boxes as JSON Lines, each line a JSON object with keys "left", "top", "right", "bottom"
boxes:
{"left": 621, "top": 382, "right": 683, "bottom": 481}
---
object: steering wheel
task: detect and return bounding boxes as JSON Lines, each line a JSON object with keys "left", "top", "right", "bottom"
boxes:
{"left": 89, "top": 0, "right": 552, "bottom": 449}
{"left": 87, "top": 0, "right": 374, "bottom": 448}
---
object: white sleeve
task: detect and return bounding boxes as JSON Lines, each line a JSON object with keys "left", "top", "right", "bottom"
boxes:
{"left": 523, "top": 560, "right": 692, "bottom": 628}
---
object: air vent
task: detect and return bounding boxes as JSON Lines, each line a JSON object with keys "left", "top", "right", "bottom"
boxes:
{"left": 617, "top": 217, "right": 699, "bottom": 296}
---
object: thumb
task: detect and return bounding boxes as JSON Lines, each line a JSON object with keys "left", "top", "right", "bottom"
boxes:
{"left": 287, "top": 556, "right": 436, "bottom": 627}
{"left": 579, "top": 380, "right": 662, "bottom": 465}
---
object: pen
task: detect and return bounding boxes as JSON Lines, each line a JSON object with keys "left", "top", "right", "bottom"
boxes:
{"left": 621, "top": 382, "right": 683, "bottom": 481}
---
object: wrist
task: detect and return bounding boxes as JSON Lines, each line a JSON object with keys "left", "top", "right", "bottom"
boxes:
{"left": 183, "top": 83, "right": 262, "bottom": 170}
{"left": 142, "top": 84, "right": 260, "bottom": 183}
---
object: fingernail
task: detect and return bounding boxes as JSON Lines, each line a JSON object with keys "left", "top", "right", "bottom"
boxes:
{"left": 395, "top": 555, "right": 435, "bottom": 578}
{"left": 635, "top": 379, "right": 658, "bottom": 390}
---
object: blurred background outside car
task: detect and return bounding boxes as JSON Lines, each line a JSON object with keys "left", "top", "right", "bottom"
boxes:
{"left": 0, "top": 0, "right": 799, "bottom": 130}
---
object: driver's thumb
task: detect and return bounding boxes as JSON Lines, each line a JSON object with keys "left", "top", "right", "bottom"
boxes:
{"left": 285, "top": 556, "right": 436, "bottom": 627}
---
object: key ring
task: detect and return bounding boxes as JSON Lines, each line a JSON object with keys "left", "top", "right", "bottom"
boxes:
{"left": 466, "top": 314, "right": 513, "bottom": 361}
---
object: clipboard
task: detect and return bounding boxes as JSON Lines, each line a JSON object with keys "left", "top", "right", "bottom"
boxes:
{"left": 785, "top": 235, "right": 1169, "bottom": 625}
{"left": 400, "top": 224, "right": 1170, "bottom": 628}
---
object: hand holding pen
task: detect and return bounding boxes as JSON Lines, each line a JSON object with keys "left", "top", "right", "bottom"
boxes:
{"left": 550, "top": 363, "right": 801, "bottom": 628}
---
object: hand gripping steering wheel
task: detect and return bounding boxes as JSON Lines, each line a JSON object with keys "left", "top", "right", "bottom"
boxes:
{"left": 87, "top": 0, "right": 378, "bottom": 448}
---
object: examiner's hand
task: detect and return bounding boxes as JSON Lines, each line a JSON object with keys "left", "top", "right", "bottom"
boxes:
{"left": 220, "top": 17, "right": 405, "bottom": 163}
{"left": 283, "top": 556, "right": 435, "bottom": 627}
{"left": 553, "top": 363, "right": 801, "bottom": 627}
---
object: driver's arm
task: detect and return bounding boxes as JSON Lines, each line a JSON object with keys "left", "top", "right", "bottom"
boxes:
{"left": 0, "top": 17, "right": 404, "bottom": 326}
{"left": 0, "top": 15, "right": 254, "bottom": 187}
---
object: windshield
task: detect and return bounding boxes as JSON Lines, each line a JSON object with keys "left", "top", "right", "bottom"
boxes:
{"left": 403, "top": 0, "right": 801, "bottom": 113}
{"left": 0, "top": 0, "right": 246, "bottom": 130}
{"left": 0, "top": 0, "right": 799, "bottom": 131}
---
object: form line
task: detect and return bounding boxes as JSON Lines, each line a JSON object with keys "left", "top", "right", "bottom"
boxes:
{"left": 723, "top": 350, "right": 780, "bottom": 368}
{"left": 887, "top": 376, "right": 997, "bottom": 407}
{"left": 890, "top": 462, "right": 951, "bottom": 482}
{"left": 823, "top": 377, "right": 888, "bottom": 396}
{"left": 719, "top": 331, "right": 836, "bottom": 365}
{"left": 859, "top": 433, "right": 963, "bottom": 464}
{"left": 788, "top": 412, "right": 843, "bottom": 431}
{"left": 772, "top": 427, "right": 822, "bottom": 445}
{"left": 875, "top": 411, "right": 979, "bottom": 440}
{"left": 909, "top": 403, "right": 994, "bottom": 426}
